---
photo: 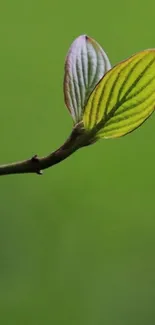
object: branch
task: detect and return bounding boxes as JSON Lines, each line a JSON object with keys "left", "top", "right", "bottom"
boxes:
{"left": 0, "top": 124, "right": 89, "bottom": 176}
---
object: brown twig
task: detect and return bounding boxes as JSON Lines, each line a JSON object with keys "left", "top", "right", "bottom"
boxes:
{"left": 0, "top": 124, "right": 90, "bottom": 176}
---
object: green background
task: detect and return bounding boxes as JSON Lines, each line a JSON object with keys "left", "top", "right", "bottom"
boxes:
{"left": 0, "top": 1, "right": 155, "bottom": 324}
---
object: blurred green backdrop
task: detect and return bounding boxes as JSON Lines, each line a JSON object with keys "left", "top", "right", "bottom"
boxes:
{"left": 0, "top": 1, "right": 155, "bottom": 324}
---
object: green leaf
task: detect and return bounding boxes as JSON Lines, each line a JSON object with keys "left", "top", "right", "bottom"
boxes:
{"left": 64, "top": 35, "right": 111, "bottom": 124}
{"left": 83, "top": 50, "right": 155, "bottom": 139}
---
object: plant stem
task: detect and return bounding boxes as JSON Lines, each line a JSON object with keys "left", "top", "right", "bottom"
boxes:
{"left": 0, "top": 125, "right": 88, "bottom": 176}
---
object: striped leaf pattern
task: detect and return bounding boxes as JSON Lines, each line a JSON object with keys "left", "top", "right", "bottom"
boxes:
{"left": 83, "top": 50, "right": 155, "bottom": 138}
{"left": 64, "top": 35, "right": 111, "bottom": 124}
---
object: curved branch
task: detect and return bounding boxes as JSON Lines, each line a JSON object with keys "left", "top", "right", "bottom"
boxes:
{"left": 0, "top": 124, "right": 89, "bottom": 176}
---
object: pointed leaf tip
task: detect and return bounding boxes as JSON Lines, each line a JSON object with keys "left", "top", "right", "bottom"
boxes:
{"left": 83, "top": 49, "right": 155, "bottom": 139}
{"left": 64, "top": 35, "right": 111, "bottom": 123}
